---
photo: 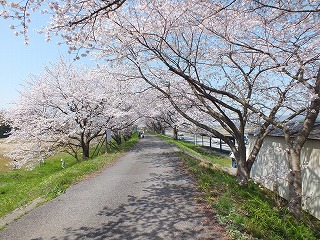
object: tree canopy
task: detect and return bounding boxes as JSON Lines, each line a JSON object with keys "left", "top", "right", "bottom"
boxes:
{"left": 1, "top": 0, "right": 319, "bottom": 218}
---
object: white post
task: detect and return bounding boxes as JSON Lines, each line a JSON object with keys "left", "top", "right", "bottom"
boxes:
{"left": 61, "top": 158, "right": 65, "bottom": 169}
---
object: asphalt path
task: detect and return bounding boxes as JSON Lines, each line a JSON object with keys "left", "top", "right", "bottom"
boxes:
{"left": 0, "top": 134, "right": 226, "bottom": 239}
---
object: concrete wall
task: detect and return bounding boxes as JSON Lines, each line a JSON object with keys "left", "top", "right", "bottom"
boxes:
{"left": 301, "top": 139, "right": 320, "bottom": 219}
{"left": 248, "top": 136, "right": 320, "bottom": 220}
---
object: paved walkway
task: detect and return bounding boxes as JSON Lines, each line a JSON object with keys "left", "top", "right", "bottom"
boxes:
{"left": 0, "top": 134, "right": 227, "bottom": 239}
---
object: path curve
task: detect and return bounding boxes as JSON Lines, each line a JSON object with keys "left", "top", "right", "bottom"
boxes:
{"left": 0, "top": 134, "right": 226, "bottom": 239}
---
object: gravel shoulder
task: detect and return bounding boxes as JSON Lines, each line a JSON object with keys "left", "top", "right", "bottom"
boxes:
{"left": 0, "top": 134, "right": 227, "bottom": 239}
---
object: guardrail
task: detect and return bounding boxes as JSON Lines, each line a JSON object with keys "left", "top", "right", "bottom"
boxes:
{"left": 165, "top": 130, "right": 232, "bottom": 153}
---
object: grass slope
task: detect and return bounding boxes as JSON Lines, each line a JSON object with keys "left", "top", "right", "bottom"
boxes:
{"left": 160, "top": 134, "right": 320, "bottom": 240}
{"left": 0, "top": 134, "right": 138, "bottom": 219}
{"left": 158, "top": 134, "right": 231, "bottom": 167}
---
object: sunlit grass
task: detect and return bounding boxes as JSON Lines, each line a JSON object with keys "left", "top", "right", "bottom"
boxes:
{"left": 179, "top": 152, "right": 320, "bottom": 239}
{"left": 0, "top": 133, "right": 138, "bottom": 219}
{"left": 158, "top": 134, "right": 231, "bottom": 167}
{"left": 158, "top": 134, "right": 320, "bottom": 239}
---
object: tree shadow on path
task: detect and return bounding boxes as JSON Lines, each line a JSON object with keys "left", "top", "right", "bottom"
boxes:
{"left": 58, "top": 170, "right": 225, "bottom": 239}
{"left": 47, "top": 134, "right": 227, "bottom": 239}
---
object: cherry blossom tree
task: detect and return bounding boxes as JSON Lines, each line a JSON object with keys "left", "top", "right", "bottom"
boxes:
{"left": 75, "top": 0, "right": 319, "bottom": 218}
{"left": 81, "top": 0, "right": 292, "bottom": 186}
{"left": 0, "top": 0, "right": 126, "bottom": 40}
{"left": 138, "top": 89, "right": 183, "bottom": 137}
{"left": 141, "top": 94, "right": 174, "bottom": 134}
{"left": 0, "top": 110, "right": 11, "bottom": 138}
{"left": 252, "top": 0, "right": 320, "bottom": 12}
{"left": 5, "top": 58, "right": 138, "bottom": 165}
{"left": 2, "top": 0, "right": 319, "bottom": 218}
{"left": 215, "top": 1, "right": 320, "bottom": 218}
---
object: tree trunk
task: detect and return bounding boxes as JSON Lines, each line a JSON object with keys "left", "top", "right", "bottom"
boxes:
{"left": 80, "top": 132, "right": 90, "bottom": 160}
{"left": 236, "top": 159, "right": 250, "bottom": 186}
{"left": 112, "top": 131, "right": 122, "bottom": 145}
{"left": 123, "top": 131, "right": 131, "bottom": 141}
{"left": 81, "top": 141, "right": 90, "bottom": 160}
{"left": 235, "top": 141, "right": 251, "bottom": 186}
{"left": 173, "top": 125, "right": 178, "bottom": 140}
{"left": 284, "top": 68, "right": 320, "bottom": 219}
{"left": 287, "top": 148, "right": 303, "bottom": 219}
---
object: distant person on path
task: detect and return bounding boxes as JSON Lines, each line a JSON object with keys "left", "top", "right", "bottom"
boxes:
{"left": 230, "top": 152, "right": 237, "bottom": 168}
{"left": 138, "top": 131, "right": 144, "bottom": 138}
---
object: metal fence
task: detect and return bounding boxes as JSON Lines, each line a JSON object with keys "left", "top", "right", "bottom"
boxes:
{"left": 165, "top": 129, "right": 231, "bottom": 153}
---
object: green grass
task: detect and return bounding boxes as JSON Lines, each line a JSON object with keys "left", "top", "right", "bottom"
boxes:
{"left": 0, "top": 133, "right": 138, "bottom": 219}
{"left": 158, "top": 134, "right": 231, "bottom": 167}
{"left": 159, "top": 134, "right": 320, "bottom": 239}
{"left": 179, "top": 151, "right": 320, "bottom": 239}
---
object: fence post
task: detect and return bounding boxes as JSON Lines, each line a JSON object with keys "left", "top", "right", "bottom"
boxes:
{"left": 61, "top": 158, "right": 65, "bottom": 169}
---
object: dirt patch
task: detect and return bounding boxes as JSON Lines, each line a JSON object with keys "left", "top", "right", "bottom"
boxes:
{"left": 0, "top": 139, "right": 13, "bottom": 171}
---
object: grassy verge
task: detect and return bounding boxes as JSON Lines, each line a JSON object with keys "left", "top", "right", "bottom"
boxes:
{"left": 160, "top": 134, "right": 320, "bottom": 239}
{"left": 158, "top": 134, "right": 231, "bottom": 167}
{"left": 0, "top": 133, "right": 138, "bottom": 219}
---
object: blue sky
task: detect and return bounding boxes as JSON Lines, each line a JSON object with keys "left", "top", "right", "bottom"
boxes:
{"left": 0, "top": 15, "right": 94, "bottom": 109}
